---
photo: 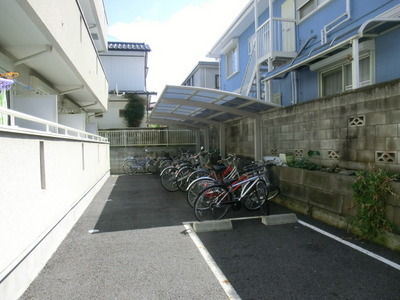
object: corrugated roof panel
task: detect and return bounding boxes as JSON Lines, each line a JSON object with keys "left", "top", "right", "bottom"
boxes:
{"left": 149, "top": 85, "right": 280, "bottom": 128}
{"left": 190, "top": 95, "right": 216, "bottom": 103}
{"left": 163, "top": 92, "right": 190, "bottom": 100}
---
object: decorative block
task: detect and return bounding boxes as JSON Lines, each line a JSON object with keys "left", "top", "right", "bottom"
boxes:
{"left": 376, "top": 151, "right": 396, "bottom": 163}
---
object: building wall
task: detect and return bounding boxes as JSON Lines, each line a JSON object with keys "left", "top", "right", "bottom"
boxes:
{"left": 217, "top": 0, "right": 400, "bottom": 104}
{"left": 182, "top": 62, "right": 219, "bottom": 89}
{"left": 101, "top": 54, "right": 146, "bottom": 91}
{"left": 0, "top": 132, "right": 110, "bottom": 300}
{"left": 95, "top": 95, "right": 149, "bottom": 129}
{"left": 26, "top": 0, "right": 109, "bottom": 109}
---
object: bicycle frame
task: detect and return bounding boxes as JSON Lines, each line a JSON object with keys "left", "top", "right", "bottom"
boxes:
{"left": 201, "top": 171, "right": 260, "bottom": 207}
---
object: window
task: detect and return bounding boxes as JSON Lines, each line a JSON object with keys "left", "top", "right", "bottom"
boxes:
{"left": 226, "top": 44, "right": 239, "bottom": 77}
{"left": 297, "top": 0, "right": 329, "bottom": 20}
{"left": 321, "top": 67, "right": 342, "bottom": 97}
{"left": 320, "top": 56, "right": 372, "bottom": 97}
{"left": 215, "top": 74, "right": 220, "bottom": 89}
{"left": 119, "top": 109, "right": 126, "bottom": 118}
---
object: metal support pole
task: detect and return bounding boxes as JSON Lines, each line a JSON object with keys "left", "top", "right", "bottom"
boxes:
{"left": 254, "top": 115, "right": 262, "bottom": 161}
{"left": 219, "top": 124, "right": 226, "bottom": 158}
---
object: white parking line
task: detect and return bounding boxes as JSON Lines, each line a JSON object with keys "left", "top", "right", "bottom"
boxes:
{"left": 183, "top": 223, "right": 241, "bottom": 300}
{"left": 298, "top": 220, "right": 400, "bottom": 271}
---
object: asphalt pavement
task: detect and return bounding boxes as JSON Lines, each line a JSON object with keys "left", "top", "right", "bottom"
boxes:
{"left": 19, "top": 174, "right": 400, "bottom": 300}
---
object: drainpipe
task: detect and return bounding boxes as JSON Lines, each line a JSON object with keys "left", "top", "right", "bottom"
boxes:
{"left": 351, "top": 38, "right": 360, "bottom": 89}
{"left": 254, "top": 0, "right": 260, "bottom": 99}
{"left": 269, "top": 0, "right": 274, "bottom": 71}
{"left": 291, "top": 71, "right": 298, "bottom": 105}
{"left": 266, "top": 0, "right": 274, "bottom": 102}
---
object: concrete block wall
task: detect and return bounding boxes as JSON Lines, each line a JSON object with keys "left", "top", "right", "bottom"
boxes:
{"left": 259, "top": 79, "right": 400, "bottom": 173}
{"left": 225, "top": 118, "right": 255, "bottom": 159}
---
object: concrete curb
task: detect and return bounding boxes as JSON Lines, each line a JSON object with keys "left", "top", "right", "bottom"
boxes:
{"left": 192, "top": 220, "right": 233, "bottom": 233}
{"left": 261, "top": 213, "right": 298, "bottom": 225}
{"left": 192, "top": 213, "right": 299, "bottom": 233}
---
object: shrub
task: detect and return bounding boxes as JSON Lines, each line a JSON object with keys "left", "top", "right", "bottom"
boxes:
{"left": 124, "top": 93, "right": 146, "bottom": 127}
{"left": 351, "top": 166, "right": 394, "bottom": 239}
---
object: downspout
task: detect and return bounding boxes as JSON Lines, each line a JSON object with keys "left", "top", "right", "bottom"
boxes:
{"left": 254, "top": 0, "right": 260, "bottom": 99}
{"left": 267, "top": 0, "right": 274, "bottom": 102}
{"left": 351, "top": 38, "right": 360, "bottom": 89}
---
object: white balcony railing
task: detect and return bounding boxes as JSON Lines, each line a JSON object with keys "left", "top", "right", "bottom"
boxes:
{"left": 256, "top": 17, "right": 297, "bottom": 64}
{"left": 0, "top": 107, "right": 108, "bottom": 142}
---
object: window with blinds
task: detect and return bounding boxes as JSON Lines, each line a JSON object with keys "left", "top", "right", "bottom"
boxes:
{"left": 296, "top": 0, "right": 330, "bottom": 20}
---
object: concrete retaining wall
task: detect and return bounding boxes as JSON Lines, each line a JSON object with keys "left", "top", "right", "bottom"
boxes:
{"left": 272, "top": 166, "right": 400, "bottom": 250}
{"left": 0, "top": 131, "right": 110, "bottom": 300}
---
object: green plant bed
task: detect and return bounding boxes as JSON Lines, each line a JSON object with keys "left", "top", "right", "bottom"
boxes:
{"left": 287, "top": 158, "right": 321, "bottom": 171}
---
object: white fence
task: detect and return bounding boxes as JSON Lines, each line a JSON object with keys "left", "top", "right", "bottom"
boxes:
{"left": 99, "top": 129, "right": 196, "bottom": 147}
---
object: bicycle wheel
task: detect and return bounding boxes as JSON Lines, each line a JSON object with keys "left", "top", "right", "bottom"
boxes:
{"left": 194, "top": 185, "right": 230, "bottom": 221}
{"left": 176, "top": 167, "right": 194, "bottom": 192}
{"left": 123, "top": 159, "right": 138, "bottom": 175}
{"left": 186, "top": 177, "right": 216, "bottom": 207}
{"left": 146, "top": 159, "right": 158, "bottom": 174}
{"left": 268, "top": 185, "right": 280, "bottom": 200}
{"left": 186, "top": 169, "right": 210, "bottom": 187}
{"left": 159, "top": 159, "right": 173, "bottom": 172}
{"left": 243, "top": 180, "right": 268, "bottom": 211}
{"left": 160, "top": 167, "right": 179, "bottom": 192}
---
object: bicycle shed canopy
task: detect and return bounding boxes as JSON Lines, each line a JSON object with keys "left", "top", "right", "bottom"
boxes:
{"left": 148, "top": 85, "right": 280, "bottom": 159}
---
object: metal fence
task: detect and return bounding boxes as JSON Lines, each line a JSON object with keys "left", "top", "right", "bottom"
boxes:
{"left": 98, "top": 129, "right": 196, "bottom": 147}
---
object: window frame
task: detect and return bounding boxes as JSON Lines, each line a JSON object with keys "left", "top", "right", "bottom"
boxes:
{"left": 318, "top": 53, "right": 373, "bottom": 97}
{"left": 224, "top": 39, "right": 240, "bottom": 79}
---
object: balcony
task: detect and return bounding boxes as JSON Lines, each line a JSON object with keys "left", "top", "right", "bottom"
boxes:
{"left": 0, "top": 0, "right": 108, "bottom": 112}
{"left": 256, "top": 17, "right": 297, "bottom": 66}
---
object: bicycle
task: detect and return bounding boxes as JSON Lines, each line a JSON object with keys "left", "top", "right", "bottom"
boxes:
{"left": 194, "top": 163, "right": 269, "bottom": 221}
{"left": 122, "top": 149, "right": 158, "bottom": 175}
{"left": 160, "top": 148, "right": 205, "bottom": 192}
{"left": 186, "top": 154, "right": 240, "bottom": 207}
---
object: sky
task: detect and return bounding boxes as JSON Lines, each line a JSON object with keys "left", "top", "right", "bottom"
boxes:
{"left": 103, "top": 0, "right": 250, "bottom": 99}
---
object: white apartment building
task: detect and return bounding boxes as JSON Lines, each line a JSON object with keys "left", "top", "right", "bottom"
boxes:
{"left": 0, "top": 1, "right": 110, "bottom": 299}
{"left": 98, "top": 42, "right": 155, "bottom": 129}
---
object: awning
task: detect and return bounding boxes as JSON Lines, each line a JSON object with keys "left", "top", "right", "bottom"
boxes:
{"left": 149, "top": 85, "right": 280, "bottom": 129}
{"left": 263, "top": 18, "right": 400, "bottom": 81}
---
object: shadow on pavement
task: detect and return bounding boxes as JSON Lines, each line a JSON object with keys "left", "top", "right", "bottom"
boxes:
{"left": 93, "top": 174, "right": 271, "bottom": 233}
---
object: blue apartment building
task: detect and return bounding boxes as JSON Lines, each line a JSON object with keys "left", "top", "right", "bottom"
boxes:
{"left": 208, "top": 0, "right": 400, "bottom": 106}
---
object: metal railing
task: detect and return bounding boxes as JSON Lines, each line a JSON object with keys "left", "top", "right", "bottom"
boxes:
{"left": 0, "top": 107, "right": 108, "bottom": 142}
{"left": 256, "top": 17, "right": 296, "bottom": 64}
{"left": 99, "top": 129, "right": 196, "bottom": 147}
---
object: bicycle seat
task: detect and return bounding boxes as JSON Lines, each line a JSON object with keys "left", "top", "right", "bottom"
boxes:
{"left": 221, "top": 177, "right": 237, "bottom": 187}
{"left": 212, "top": 164, "right": 227, "bottom": 173}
